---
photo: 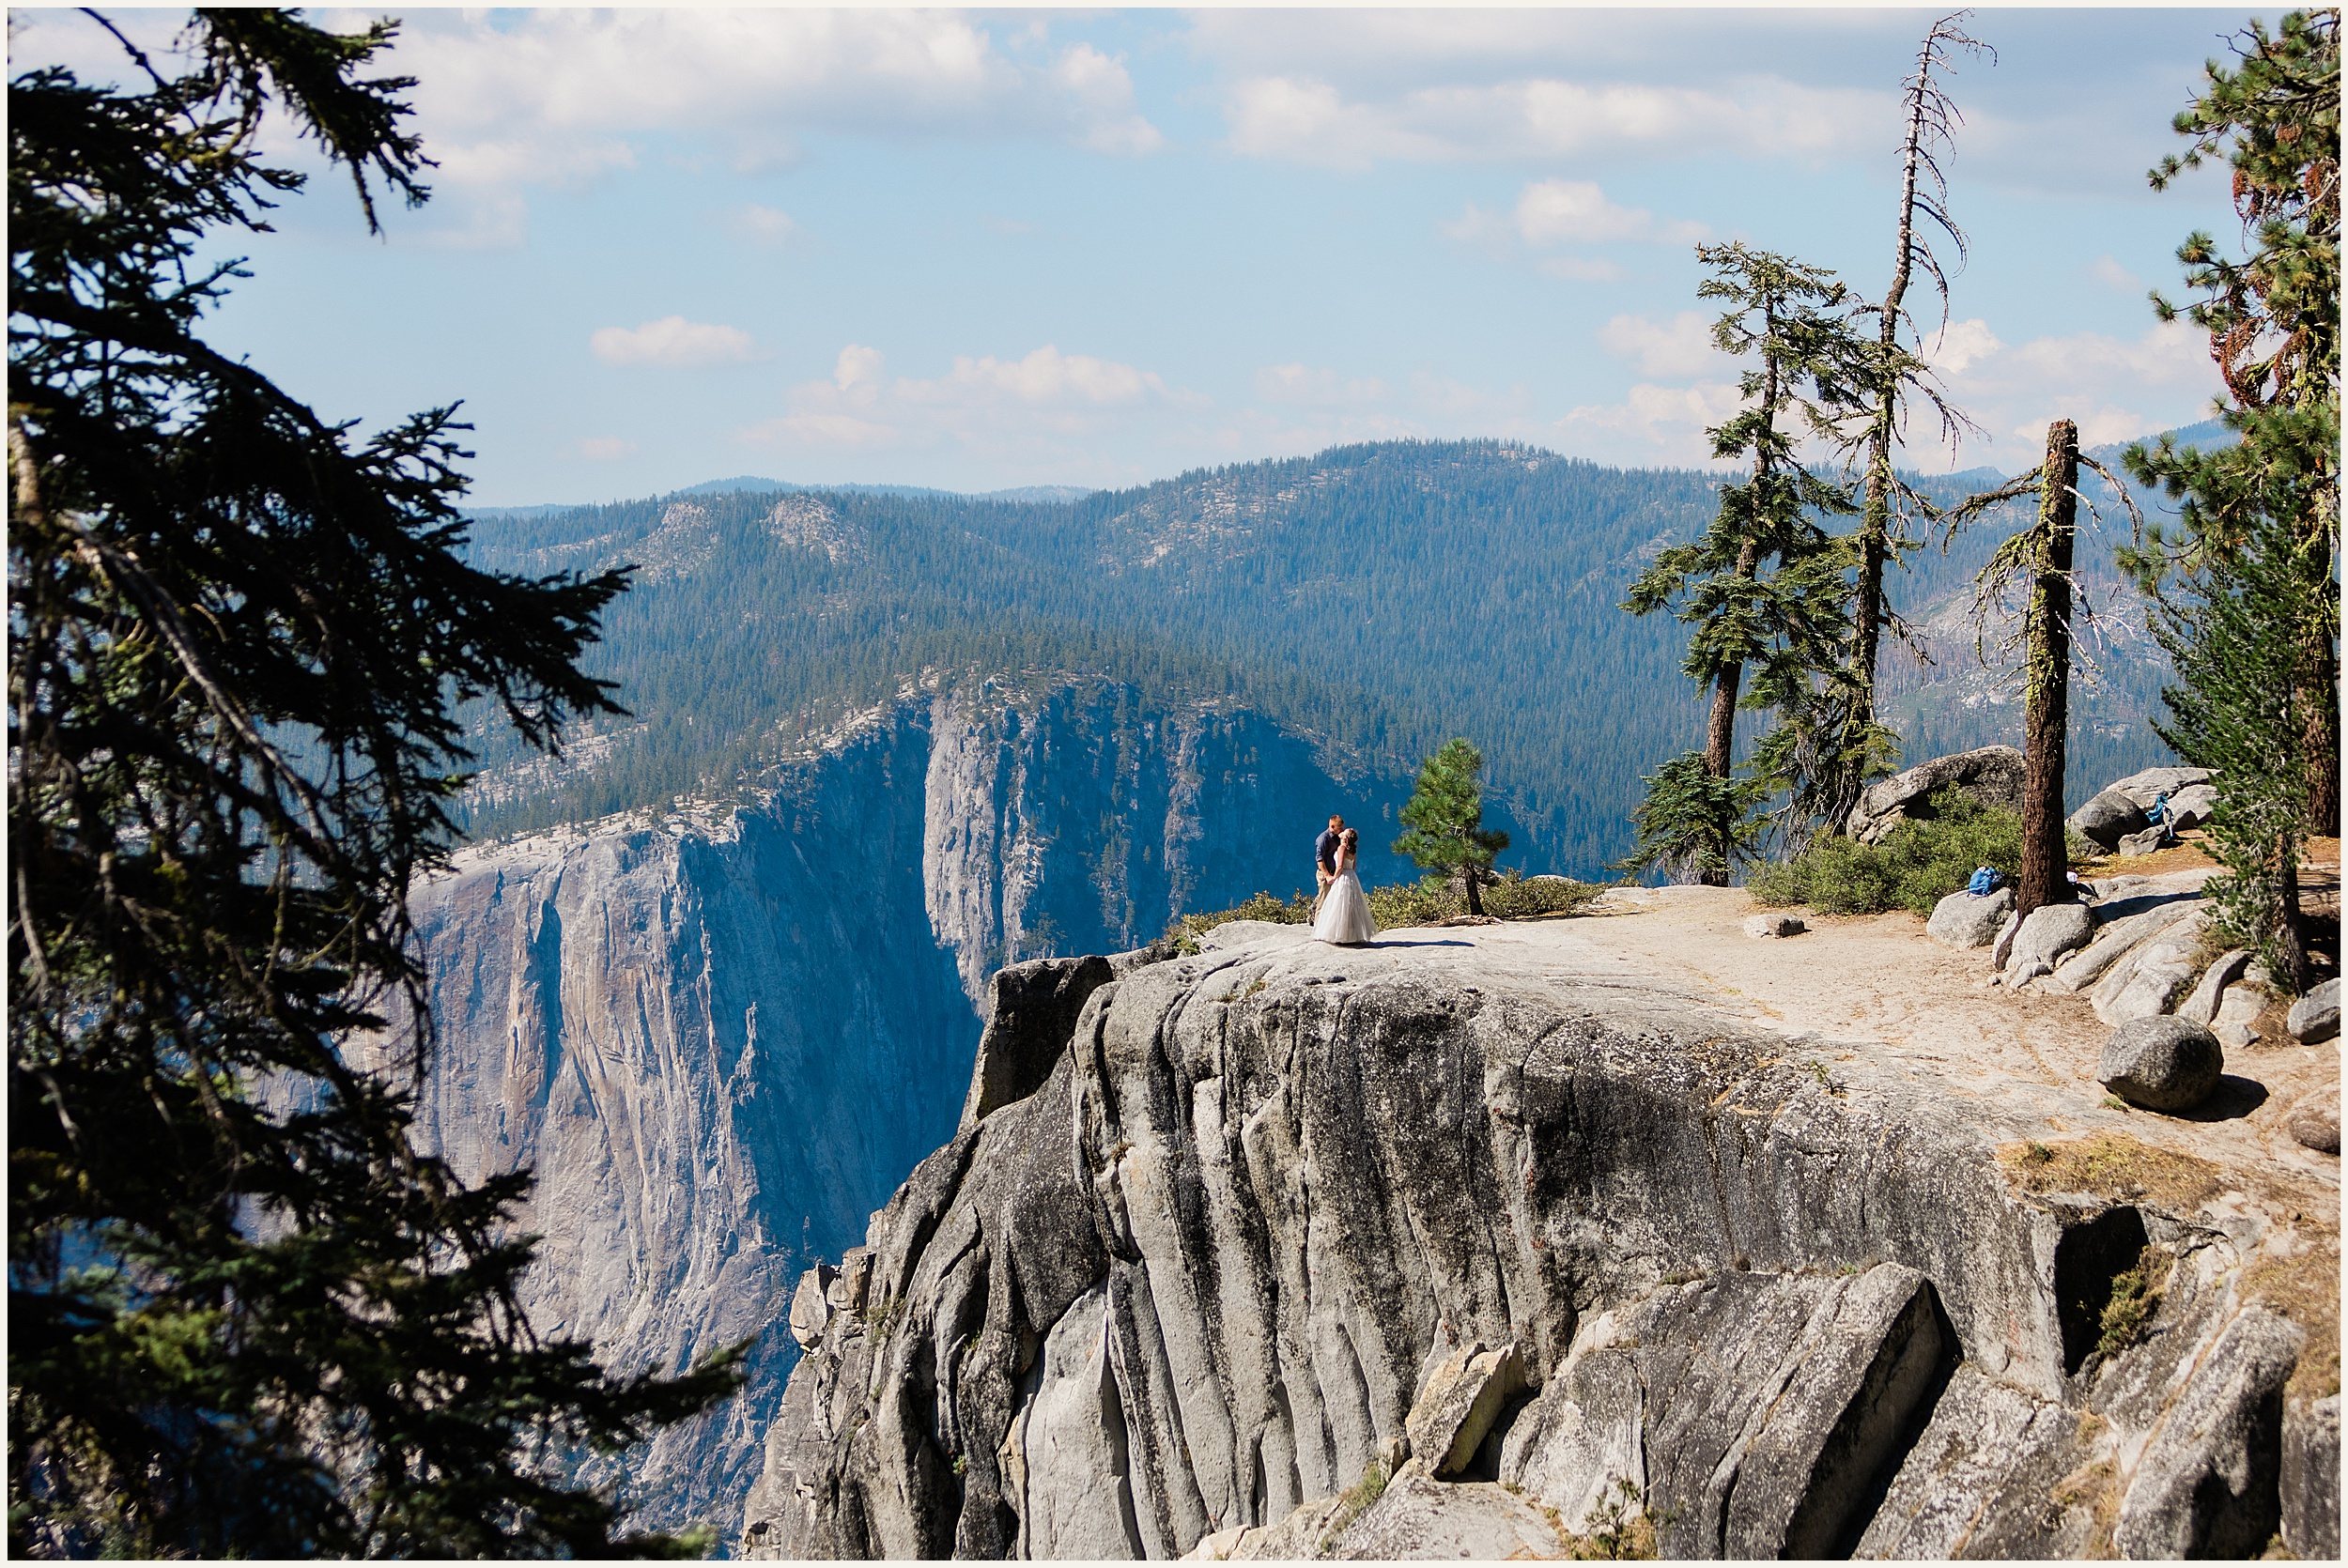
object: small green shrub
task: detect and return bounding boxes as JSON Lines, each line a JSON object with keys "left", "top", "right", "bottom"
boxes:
{"left": 1368, "top": 869, "right": 1605, "bottom": 928}
{"left": 1749, "top": 786, "right": 2100, "bottom": 917}
{"left": 1562, "top": 1475, "right": 1672, "bottom": 1560}
{"left": 1482, "top": 871, "right": 1607, "bottom": 921}
{"left": 2096, "top": 1250, "right": 2166, "bottom": 1358}
{"left": 1320, "top": 1457, "right": 1392, "bottom": 1552}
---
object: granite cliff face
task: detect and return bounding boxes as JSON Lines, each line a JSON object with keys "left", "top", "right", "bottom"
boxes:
{"left": 742, "top": 925, "right": 2338, "bottom": 1560}
{"left": 395, "top": 682, "right": 1409, "bottom": 1536}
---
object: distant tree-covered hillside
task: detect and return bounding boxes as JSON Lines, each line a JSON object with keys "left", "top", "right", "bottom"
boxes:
{"left": 455, "top": 438, "right": 2186, "bottom": 876}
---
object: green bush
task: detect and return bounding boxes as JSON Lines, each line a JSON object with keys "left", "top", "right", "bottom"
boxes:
{"left": 1749, "top": 786, "right": 2093, "bottom": 916}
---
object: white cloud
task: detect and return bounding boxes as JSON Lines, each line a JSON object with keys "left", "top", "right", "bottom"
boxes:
{"left": 577, "top": 436, "right": 639, "bottom": 461}
{"left": 1920, "top": 319, "right": 2003, "bottom": 377}
{"left": 1253, "top": 364, "right": 1390, "bottom": 407}
{"left": 1515, "top": 180, "right": 1705, "bottom": 247}
{"left": 360, "top": 10, "right": 1162, "bottom": 247}
{"left": 833, "top": 344, "right": 888, "bottom": 397}
{"left": 1225, "top": 73, "right": 1884, "bottom": 168}
{"left": 1444, "top": 180, "right": 1701, "bottom": 283}
{"left": 1598, "top": 312, "right": 1722, "bottom": 379}
{"left": 727, "top": 205, "right": 802, "bottom": 248}
{"left": 1893, "top": 318, "right": 2221, "bottom": 470}
{"left": 1552, "top": 381, "right": 1746, "bottom": 467}
{"left": 1052, "top": 42, "right": 1166, "bottom": 155}
{"left": 897, "top": 346, "right": 1174, "bottom": 408}
{"left": 738, "top": 343, "right": 1193, "bottom": 469}
{"left": 590, "top": 316, "right": 761, "bottom": 369}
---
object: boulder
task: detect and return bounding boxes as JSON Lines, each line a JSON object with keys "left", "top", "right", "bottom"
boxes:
{"left": 2097, "top": 1016, "right": 2225, "bottom": 1112}
{"left": 2006, "top": 902, "right": 2095, "bottom": 975}
{"left": 2212, "top": 984, "right": 2265, "bottom": 1049}
{"left": 788, "top": 1266, "right": 837, "bottom": 1348}
{"left": 2115, "top": 826, "right": 2171, "bottom": 858}
{"left": 1745, "top": 913, "right": 1807, "bottom": 939}
{"left": 2166, "top": 781, "right": 2220, "bottom": 832}
{"left": 2282, "top": 1393, "right": 2340, "bottom": 1560}
{"left": 2009, "top": 960, "right": 2052, "bottom": 988}
{"left": 2114, "top": 1309, "right": 2302, "bottom": 1558}
{"left": 1926, "top": 885, "right": 2015, "bottom": 949}
{"left": 1405, "top": 1343, "right": 1527, "bottom": 1479}
{"left": 2287, "top": 977, "right": 2341, "bottom": 1043}
{"left": 826, "top": 1246, "right": 873, "bottom": 1313}
{"left": 2284, "top": 1087, "right": 2340, "bottom": 1154}
{"left": 1845, "top": 745, "right": 2026, "bottom": 844}
{"left": 2177, "top": 949, "right": 2252, "bottom": 1026}
{"left": 2093, "top": 908, "right": 2212, "bottom": 1024}
{"left": 2069, "top": 791, "right": 2150, "bottom": 850}
{"left": 2101, "top": 765, "right": 2216, "bottom": 811}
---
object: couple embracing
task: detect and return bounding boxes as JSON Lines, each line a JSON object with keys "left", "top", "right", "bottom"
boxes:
{"left": 1312, "top": 814, "right": 1378, "bottom": 946}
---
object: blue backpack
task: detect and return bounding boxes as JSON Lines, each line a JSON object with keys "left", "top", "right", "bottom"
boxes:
{"left": 1967, "top": 866, "right": 2001, "bottom": 897}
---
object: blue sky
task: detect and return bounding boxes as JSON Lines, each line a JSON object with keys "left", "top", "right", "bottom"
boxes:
{"left": 12, "top": 5, "right": 2268, "bottom": 504}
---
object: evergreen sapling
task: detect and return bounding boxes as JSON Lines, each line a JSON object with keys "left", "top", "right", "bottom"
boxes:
{"left": 1393, "top": 738, "right": 1509, "bottom": 917}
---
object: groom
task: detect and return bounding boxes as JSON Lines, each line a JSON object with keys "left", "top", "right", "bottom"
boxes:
{"left": 1314, "top": 814, "right": 1344, "bottom": 909}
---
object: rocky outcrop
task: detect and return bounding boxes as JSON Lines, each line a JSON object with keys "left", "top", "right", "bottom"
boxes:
{"left": 739, "top": 929, "right": 2332, "bottom": 1560}
{"left": 1845, "top": 745, "right": 2025, "bottom": 844}
{"left": 394, "top": 681, "right": 1423, "bottom": 1538}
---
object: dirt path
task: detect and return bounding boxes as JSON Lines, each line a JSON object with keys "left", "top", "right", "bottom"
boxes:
{"left": 1441, "top": 884, "right": 2339, "bottom": 1226}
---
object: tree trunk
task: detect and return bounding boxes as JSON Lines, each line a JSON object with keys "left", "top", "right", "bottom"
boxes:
{"left": 2303, "top": 633, "right": 2340, "bottom": 836}
{"left": 2017, "top": 420, "right": 2078, "bottom": 919}
{"left": 1704, "top": 533, "right": 1764, "bottom": 778}
{"left": 1854, "top": 450, "right": 1891, "bottom": 719}
{"left": 1462, "top": 867, "right": 1484, "bottom": 917}
{"left": 2276, "top": 844, "right": 2310, "bottom": 993}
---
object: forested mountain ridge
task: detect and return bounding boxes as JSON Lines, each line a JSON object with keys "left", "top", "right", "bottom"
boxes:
{"left": 456, "top": 437, "right": 2190, "bottom": 878}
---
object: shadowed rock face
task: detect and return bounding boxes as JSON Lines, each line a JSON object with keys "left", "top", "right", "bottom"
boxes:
{"left": 739, "top": 933, "right": 2332, "bottom": 1560}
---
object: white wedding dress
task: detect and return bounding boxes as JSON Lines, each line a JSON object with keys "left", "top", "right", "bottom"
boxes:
{"left": 1313, "top": 856, "right": 1378, "bottom": 945}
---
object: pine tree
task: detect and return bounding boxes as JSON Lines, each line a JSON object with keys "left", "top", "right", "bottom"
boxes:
{"left": 2124, "top": 7, "right": 2340, "bottom": 989}
{"left": 1623, "top": 243, "right": 1873, "bottom": 881}
{"left": 8, "top": 10, "right": 739, "bottom": 1555}
{"left": 2151, "top": 508, "right": 2328, "bottom": 990}
{"left": 2124, "top": 7, "right": 2340, "bottom": 837}
{"left": 1394, "top": 738, "right": 1509, "bottom": 916}
{"left": 1614, "top": 751, "right": 1765, "bottom": 887}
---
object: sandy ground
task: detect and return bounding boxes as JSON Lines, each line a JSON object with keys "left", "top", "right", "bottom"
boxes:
{"left": 1382, "top": 874, "right": 2340, "bottom": 1228}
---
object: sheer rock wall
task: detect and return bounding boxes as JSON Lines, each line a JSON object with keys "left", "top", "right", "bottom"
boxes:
{"left": 395, "top": 685, "right": 1398, "bottom": 1537}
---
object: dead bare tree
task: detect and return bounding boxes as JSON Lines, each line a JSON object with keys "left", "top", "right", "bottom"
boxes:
{"left": 1854, "top": 12, "right": 1994, "bottom": 720}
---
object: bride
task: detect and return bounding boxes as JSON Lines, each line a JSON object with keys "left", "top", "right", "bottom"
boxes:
{"left": 1312, "top": 828, "right": 1378, "bottom": 945}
